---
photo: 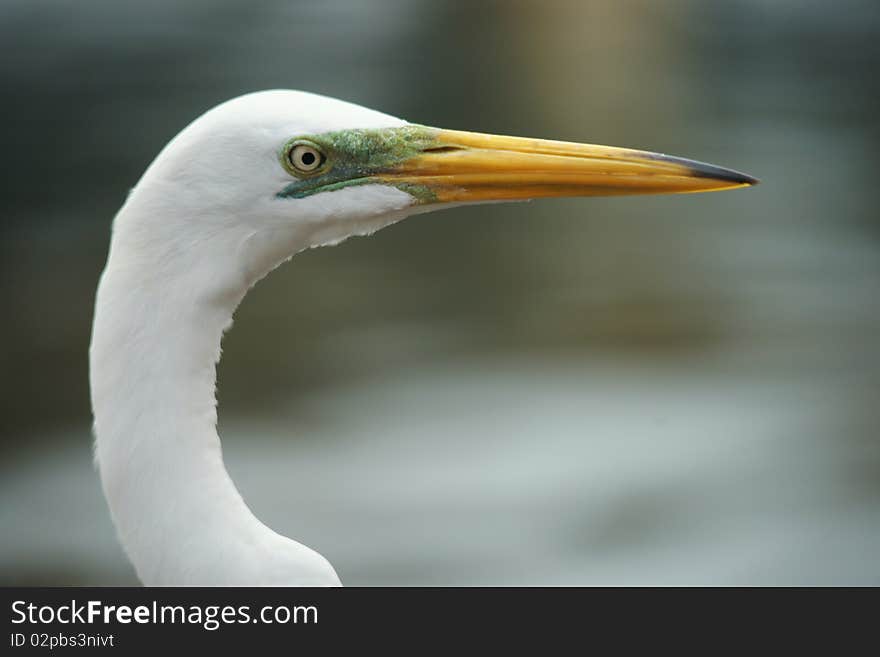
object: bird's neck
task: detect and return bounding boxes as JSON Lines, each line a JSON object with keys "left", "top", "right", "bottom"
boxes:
{"left": 89, "top": 225, "right": 339, "bottom": 585}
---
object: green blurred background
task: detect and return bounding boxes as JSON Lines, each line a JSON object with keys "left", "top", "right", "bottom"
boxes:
{"left": 2, "top": 0, "right": 879, "bottom": 585}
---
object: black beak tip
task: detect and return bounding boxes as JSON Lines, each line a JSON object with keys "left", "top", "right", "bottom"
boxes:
{"left": 650, "top": 152, "right": 759, "bottom": 186}
{"left": 691, "top": 161, "right": 759, "bottom": 186}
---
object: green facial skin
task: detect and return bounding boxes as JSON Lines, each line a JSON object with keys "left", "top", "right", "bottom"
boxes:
{"left": 277, "top": 125, "right": 442, "bottom": 204}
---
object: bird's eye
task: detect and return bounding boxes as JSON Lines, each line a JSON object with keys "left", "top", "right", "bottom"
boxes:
{"left": 287, "top": 142, "right": 325, "bottom": 174}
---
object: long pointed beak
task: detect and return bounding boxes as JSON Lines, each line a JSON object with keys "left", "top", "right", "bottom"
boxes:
{"left": 381, "top": 127, "right": 757, "bottom": 203}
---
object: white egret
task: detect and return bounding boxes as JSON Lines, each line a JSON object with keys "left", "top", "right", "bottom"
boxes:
{"left": 89, "top": 90, "right": 756, "bottom": 586}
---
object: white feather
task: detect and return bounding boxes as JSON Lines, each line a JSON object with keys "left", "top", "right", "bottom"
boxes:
{"left": 90, "top": 90, "right": 421, "bottom": 585}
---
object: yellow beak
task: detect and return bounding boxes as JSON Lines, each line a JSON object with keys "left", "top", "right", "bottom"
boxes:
{"left": 381, "top": 128, "right": 757, "bottom": 202}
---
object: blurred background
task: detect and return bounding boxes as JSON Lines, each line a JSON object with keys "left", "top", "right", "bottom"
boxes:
{"left": 2, "top": 0, "right": 879, "bottom": 585}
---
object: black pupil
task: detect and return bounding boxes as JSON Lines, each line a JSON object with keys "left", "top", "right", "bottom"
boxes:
{"left": 300, "top": 150, "right": 316, "bottom": 166}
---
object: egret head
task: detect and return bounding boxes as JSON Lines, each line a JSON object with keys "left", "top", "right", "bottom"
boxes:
{"left": 115, "top": 89, "right": 755, "bottom": 296}
{"left": 94, "top": 89, "right": 758, "bottom": 586}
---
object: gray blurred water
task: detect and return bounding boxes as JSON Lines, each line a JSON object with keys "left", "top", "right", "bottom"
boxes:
{"left": 1, "top": 0, "right": 878, "bottom": 585}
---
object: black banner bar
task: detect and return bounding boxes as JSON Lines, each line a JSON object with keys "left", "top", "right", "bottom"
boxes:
{"left": 1, "top": 587, "right": 873, "bottom": 651}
